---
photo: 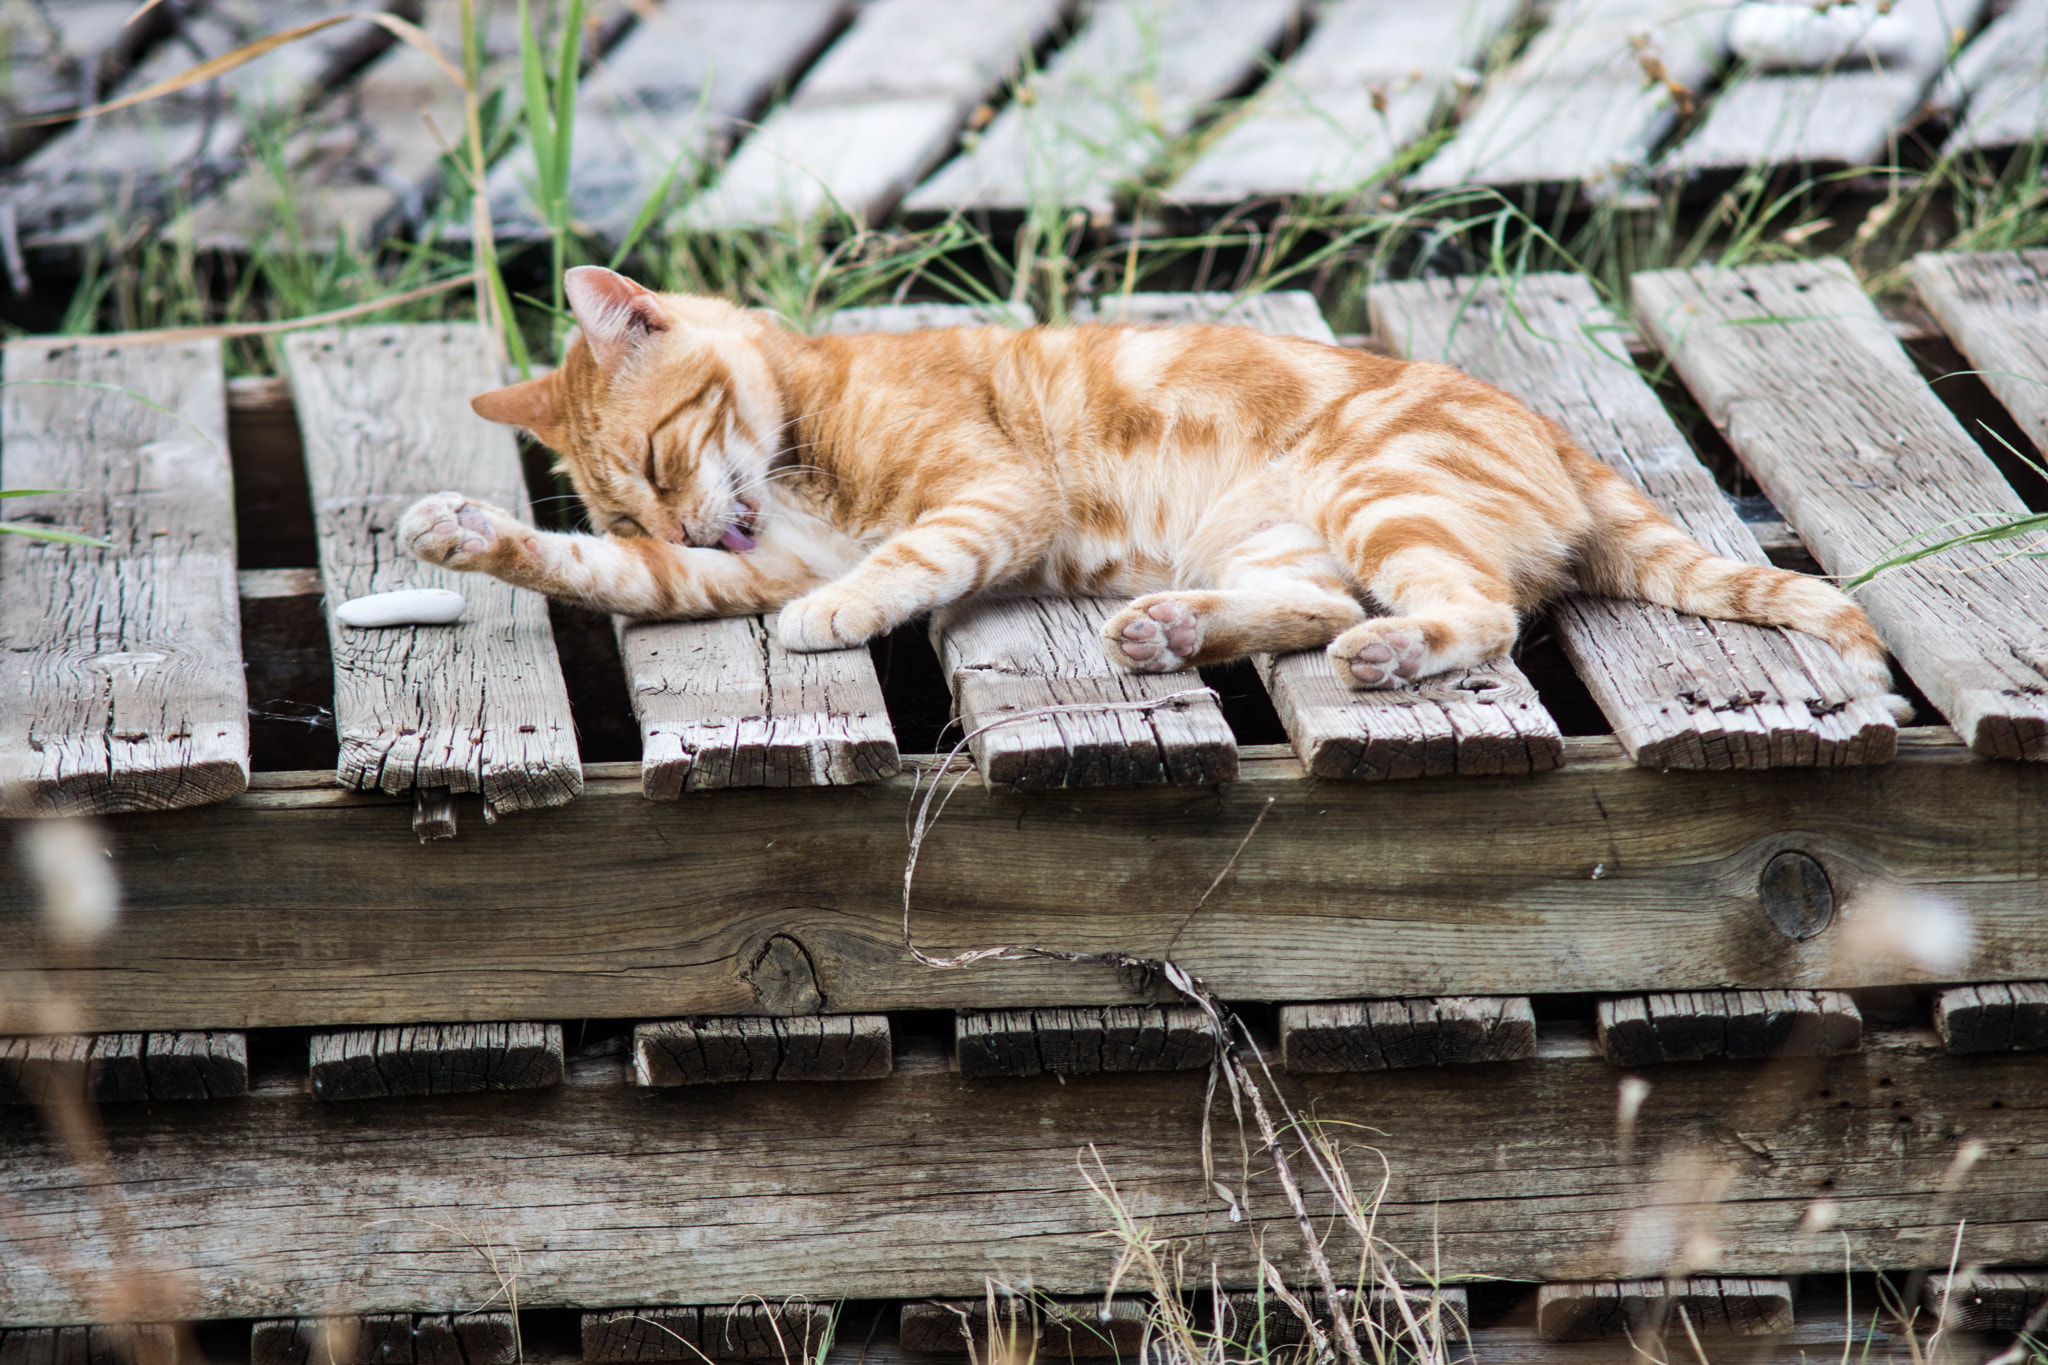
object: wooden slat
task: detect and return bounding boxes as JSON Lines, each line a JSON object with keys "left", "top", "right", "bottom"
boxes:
{"left": 253, "top": 1314, "right": 516, "bottom": 1365}
{"left": 1086, "top": 290, "right": 1565, "bottom": 780}
{"left": 954, "top": 1006, "right": 1211, "bottom": 1076}
{"left": 902, "top": 0, "right": 1303, "bottom": 218}
{"left": 583, "top": 1305, "right": 830, "bottom": 1362}
{"left": 1933, "top": 982, "right": 2048, "bottom": 1053}
{"left": 491, "top": 0, "right": 848, "bottom": 242}
{"left": 1278, "top": 997, "right": 1535, "bottom": 1072}
{"left": 0, "top": 339, "right": 249, "bottom": 815}
{"left": 1536, "top": 1279, "right": 1794, "bottom": 1342}
{"left": 11, "top": 731, "right": 2048, "bottom": 1028}
{"left": 0, "top": 2, "right": 176, "bottom": 168}
{"left": 1214, "top": 1287, "right": 1470, "bottom": 1345}
{"left": 2, "top": 1031, "right": 2043, "bottom": 1322}
{"left": 1172, "top": 0, "right": 1517, "bottom": 205}
{"left": 1409, "top": 0, "right": 1729, "bottom": 194}
{"left": 1923, "top": 1271, "right": 2048, "bottom": 1333}
{"left": 1663, "top": 0, "right": 1988, "bottom": 179}
{"left": 307, "top": 1023, "right": 565, "bottom": 1100}
{"left": 632, "top": 1016, "right": 892, "bottom": 1084}
{"left": 898, "top": 1299, "right": 1147, "bottom": 1357}
{"left": 1370, "top": 273, "right": 1897, "bottom": 769}
{"left": 1911, "top": 249, "right": 2048, "bottom": 458}
{"left": 1633, "top": 259, "right": 2048, "bottom": 760}
{"left": 0, "top": 1327, "right": 178, "bottom": 1365}
{"left": 1934, "top": 0, "right": 2048, "bottom": 155}
{"left": 1596, "top": 990, "right": 1861, "bottom": 1066}
{"left": 283, "top": 324, "right": 582, "bottom": 815}
{"left": 684, "top": 0, "right": 1060, "bottom": 228}
{"left": 0, "top": 1032, "right": 248, "bottom": 1104}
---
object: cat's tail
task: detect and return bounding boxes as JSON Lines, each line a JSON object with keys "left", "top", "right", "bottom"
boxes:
{"left": 1564, "top": 443, "right": 1911, "bottom": 722}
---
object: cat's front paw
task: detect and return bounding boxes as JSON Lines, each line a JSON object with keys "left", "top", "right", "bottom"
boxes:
{"left": 777, "top": 588, "right": 887, "bottom": 651}
{"left": 1103, "top": 594, "right": 1205, "bottom": 673}
{"left": 401, "top": 492, "right": 520, "bottom": 571}
{"left": 1329, "top": 619, "right": 1429, "bottom": 689}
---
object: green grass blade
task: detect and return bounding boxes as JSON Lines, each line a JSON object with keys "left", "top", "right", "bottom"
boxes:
{"left": 0, "top": 523, "right": 113, "bottom": 547}
{"left": 518, "top": 0, "right": 555, "bottom": 202}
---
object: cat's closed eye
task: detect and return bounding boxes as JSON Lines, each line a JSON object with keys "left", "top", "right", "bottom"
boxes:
{"left": 603, "top": 514, "right": 649, "bottom": 537}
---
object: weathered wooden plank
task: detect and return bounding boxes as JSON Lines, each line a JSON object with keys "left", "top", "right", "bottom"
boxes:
{"left": 898, "top": 1299, "right": 1147, "bottom": 1357}
{"left": 308, "top": 1023, "right": 564, "bottom": 1100}
{"left": 954, "top": 1006, "right": 1211, "bottom": 1076}
{"left": 1536, "top": 1279, "right": 1794, "bottom": 1342}
{"left": 1279, "top": 997, "right": 1535, "bottom": 1072}
{"left": 0, "top": 1327, "right": 178, "bottom": 1365}
{"left": 583, "top": 1305, "right": 830, "bottom": 1361}
{"left": 1633, "top": 260, "right": 2048, "bottom": 760}
{"left": 632, "top": 1016, "right": 892, "bottom": 1084}
{"left": 2, "top": 1031, "right": 2043, "bottom": 1322}
{"left": 1664, "top": 0, "right": 1988, "bottom": 178}
{"left": 0, "top": 1033, "right": 244, "bottom": 1105}
{"left": 0, "top": 1, "right": 176, "bottom": 169}
{"left": 1214, "top": 1287, "right": 1469, "bottom": 1345}
{"left": 1933, "top": 981, "right": 2048, "bottom": 1054}
{"left": 253, "top": 1314, "right": 515, "bottom": 1365}
{"left": 903, "top": 0, "right": 1303, "bottom": 218}
{"left": 8, "top": 729, "right": 2048, "bottom": 1027}
{"left": 931, "top": 594, "right": 1238, "bottom": 789}
{"left": 684, "top": 0, "right": 1060, "bottom": 228}
{"left": 1923, "top": 1271, "right": 2048, "bottom": 1333}
{"left": 1410, "top": 0, "right": 1729, "bottom": 194}
{"left": 1935, "top": 0, "right": 2048, "bottom": 155}
{"left": 1171, "top": 0, "right": 1518, "bottom": 205}
{"left": 1371, "top": 273, "right": 1897, "bottom": 769}
{"left": 1911, "top": 249, "right": 2048, "bottom": 460}
{"left": 1596, "top": 989, "right": 1861, "bottom": 1066}
{"left": 283, "top": 324, "right": 582, "bottom": 815}
{"left": 0, "top": 339, "right": 249, "bottom": 815}
{"left": 1085, "top": 290, "right": 1565, "bottom": 780}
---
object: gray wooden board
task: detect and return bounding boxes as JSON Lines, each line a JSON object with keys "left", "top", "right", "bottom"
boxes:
{"left": 1922, "top": 1271, "right": 2048, "bottom": 1332}
{"left": 1595, "top": 989, "right": 1861, "bottom": 1066}
{"left": 1663, "top": 0, "right": 1989, "bottom": 177}
{"left": 1370, "top": 273, "right": 1897, "bottom": 769}
{"left": 1936, "top": 0, "right": 2048, "bottom": 154}
{"left": 1633, "top": 259, "right": 2048, "bottom": 760}
{"left": 308, "top": 1023, "right": 565, "bottom": 1100}
{"left": 683, "top": 0, "right": 1062, "bottom": 228}
{"left": 1933, "top": 981, "right": 2048, "bottom": 1053}
{"left": 283, "top": 324, "right": 581, "bottom": 815}
{"left": 252, "top": 1314, "right": 516, "bottom": 1365}
{"left": 897, "top": 1299, "right": 1148, "bottom": 1357}
{"left": 0, "top": 339, "right": 249, "bottom": 815}
{"left": 582, "top": 1305, "right": 831, "bottom": 1362}
{"left": 5, "top": 0, "right": 415, "bottom": 252}
{"left": 491, "top": 0, "right": 849, "bottom": 241}
{"left": 902, "top": 0, "right": 1304, "bottom": 217}
{"left": 1172, "top": 0, "right": 1519, "bottom": 205}
{"left": 0, "top": 2, "right": 175, "bottom": 168}
{"left": 1087, "top": 291, "right": 1565, "bottom": 780}
{"left": 0, "top": 1327, "right": 178, "bottom": 1365}
{"left": 1409, "top": 0, "right": 1730, "bottom": 194}
{"left": 1278, "top": 997, "right": 1536, "bottom": 1072}
{"left": 953, "top": 1006, "right": 1212, "bottom": 1076}
{"left": 632, "top": 1016, "right": 892, "bottom": 1084}
{"left": 1910, "top": 249, "right": 2048, "bottom": 459}
{"left": 0, "top": 1032, "right": 248, "bottom": 1104}
{"left": 1213, "top": 1287, "right": 1469, "bottom": 1345}
{"left": 1535, "top": 1279, "right": 1795, "bottom": 1341}
{"left": 2, "top": 1031, "right": 2045, "bottom": 1321}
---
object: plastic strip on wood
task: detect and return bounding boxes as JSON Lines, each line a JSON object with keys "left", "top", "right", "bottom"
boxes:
{"left": 1633, "top": 259, "right": 2048, "bottom": 760}
{"left": 1, "top": 338, "right": 249, "bottom": 815}
{"left": 284, "top": 323, "right": 583, "bottom": 816}
{"left": 1370, "top": 273, "right": 1897, "bottom": 768}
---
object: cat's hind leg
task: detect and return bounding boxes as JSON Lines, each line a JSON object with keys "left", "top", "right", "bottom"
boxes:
{"left": 1102, "top": 522, "right": 1365, "bottom": 672}
{"left": 1325, "top": 511, "right": 1522, "bottom": 689}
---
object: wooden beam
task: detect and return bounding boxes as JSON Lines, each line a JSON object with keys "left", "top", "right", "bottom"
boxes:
{"left": 1922, "top": 1270, "right": 2048, "bottom": 1332}
{"left": 1278, "top": 998, "right": 1535, "bottom": 1072}
{"left": 1633, "top": 260, "right": 2048, "bottom": 760}
{"left": 308, "top": 1024, "right": 564, "bottom": 1101}
{"left": 582, "top": 1305, "right": 831, "bottom": 1362}
{"left": 0, "top": 1326, "right": 177, "bottom": 1365}
{"left": 1, "top": 1032, "right": 248, "bottom": 1105}
{"left": 632, "top": 1017, "right": 892, "bottom": 1084}
{"left": 283, "top": 325, "right": 582, "bottom": 817}
{"left": 1596, "top": 990, "right": 1860, "bottom": 1066}
{"left": 1370, "top": 273, "right": 1896, "bottom": 769}
{"left": 1, "top": 339, "right": 248, "bottom": 815}
{"left": 954, "top": 1007, "right": 1212, "bottom": 1076}
{"left": 1911, "top": 250, "right": 2048, "bottom": 459}
{"left": 0, "top": 1032, "right": 2040, "bottom": 1323}
{"left": 1933, "top": 982, "right": 2048, "bottom": 1053}
{"left": 898, "top": 1299, "right": 1147, "bottom": 1357}
{"left": 1213, "top": 1287, "right": 1469, "bottom": 1345}
{"left": 1536, "top": 1278, "right": 1794, "bottom": 1341}
{"left": 9, "top": 730, "right": 2048, "bottom": 1029}
{"left": 252, "top": 1315, "right": 516, "bottom": 1365}
{"left": 1934, "top": 1, "right": 2048, "bottom": 156}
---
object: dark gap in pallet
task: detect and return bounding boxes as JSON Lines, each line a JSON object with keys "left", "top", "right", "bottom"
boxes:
{"left": 1852, "top": 985, "right": 1931, "bottom": 1029}
{"left": 518, "top": 1308, "right": 582, "bottom": 1362}
{"left": 187, "top": 1318, "right": 254, "bottom": 1365}
{"left": 1903, "top": 332, "right": 2048, "bottom": 511}
{"left": 229, "top": 380, "right": 319, "bottom": 569}
{"left": 562, "top": 1018, "right": 636, "bottom": 1059}
{"left": 1528, "top": 993, "right": 1598, "bottom": 1025}
{"left": 1198, "top": 659, "right": 1289, "bottom": 749}
{"left": 549, "top": 600, "right": 642, "bottom": 765}
{"left": 870, "top": 616, "right": 957, "bottom": 757}
{"left": 242, "top": 576, "right": 339, "bottom": 773}
{"left": 1516, "top": 621, "right": 1611, "bottom": 737}
{"left": 887, "top": 1010, "right": 956, "bottom": 1054}
{"left": 243, "top": 1027, "right": 314, "bottom": 1093}
{"left": 1463, "top": 1279, "right": 1541, "bottom": 1330}
{"left": 1888, "top": 663, "right": 1946, "bottom": 729}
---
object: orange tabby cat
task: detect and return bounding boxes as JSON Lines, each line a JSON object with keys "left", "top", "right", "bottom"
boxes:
{"left": 401, "top": 265, "right": 1902, "bottom": 707}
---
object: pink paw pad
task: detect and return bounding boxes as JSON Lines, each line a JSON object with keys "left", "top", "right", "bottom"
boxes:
{"left": 1340, "top": 625, "right": 1427, "bottom": 688}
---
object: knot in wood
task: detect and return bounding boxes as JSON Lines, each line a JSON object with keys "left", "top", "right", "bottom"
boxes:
{"left": 1760, "top": 850, "right": 1834, "bottom": 940}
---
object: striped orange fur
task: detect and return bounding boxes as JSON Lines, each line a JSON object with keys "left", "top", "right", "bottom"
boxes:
{"left": 401, "top": 266, "right": 1901, "bottom": 707}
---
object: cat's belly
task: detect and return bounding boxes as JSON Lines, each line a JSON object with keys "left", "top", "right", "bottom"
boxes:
{"left": 1009, "top": 532, "right": 1181, "bottom": 598}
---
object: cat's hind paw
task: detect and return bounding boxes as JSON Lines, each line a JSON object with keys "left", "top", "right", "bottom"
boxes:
{"left": 401, "top": 492, "right": 518, "bottom": 571}
{"left": 1103, "top": 595, "right": 1205, "bottom": 673}
{"left": 1329, "top": 619, "right": 1430, "bottom": 689}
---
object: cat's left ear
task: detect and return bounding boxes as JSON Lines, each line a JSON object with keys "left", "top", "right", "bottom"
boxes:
{"left": 565, "top": 265, "right": 667, "bottom": 367}
{"left": 471, "top": 372, "right": 568, "bottom": 450}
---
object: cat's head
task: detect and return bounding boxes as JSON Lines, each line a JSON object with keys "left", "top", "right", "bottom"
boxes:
{"left": 470, "top": 266, "right": 779, "bottom": 551}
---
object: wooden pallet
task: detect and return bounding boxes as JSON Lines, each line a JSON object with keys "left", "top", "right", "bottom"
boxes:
{"left": 1934, "top": 0, "right": 2048, "bottom": 158}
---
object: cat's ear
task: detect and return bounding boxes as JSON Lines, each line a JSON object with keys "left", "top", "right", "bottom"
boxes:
{"left": 564, "top": 265, "right": 667, "bottom": 367}
{"left": 471, "top": 373, "right": 568, "bottom": 450}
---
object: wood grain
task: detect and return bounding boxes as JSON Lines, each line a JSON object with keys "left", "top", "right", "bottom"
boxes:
{"left": 0, "top": 1327, "right": 177, "bottom": 1365}
{"left": 308, "top": 1023, "right": 564, "bottom": 1100}
{"left": 0, "top": 1032, "right": 2041, "bottom": 1323}
{"left": 1933, "top": 981, "right": 2048, "bottom": 1054}
{"left": 284, "top": 324, "right": 581, "bottom": 816}
{"left": 1213, "top": 1287, "right": 1469, "bottom": 1345}
{"left": 954, "top": 1006, "right": 1211, "bottom": 1076}
{"left": 252, "top": 1314, "right": 515, "bottom": 1365}
{"left": 8, "top": 730, "right": 2048, "bottom": 1029}
{"left": 1, "top": 339, "right": 248, "bottom": 815}
{"left": 0, "top": 1032, "right": 248, "bottom": 1104}
{"left": 1596, "top": 990, "right": 1861, "bottom": 1066}
{"left": 632, "top": 1016, "right": 891, "bottom": 1084}
{"left": 583, "top": 1305, "right": 831, "bottom": 1362}
{"left": 1936, "top": 0, "right": 2048, "bottom": 155}
{"left": 898, "top": 1299, "right": 1147, "bottom": 1357}
{"left": 1278, "top": 997, "right": 1535, "bottom": 1072}
{"left": 1922, "top": 1271, "right": 2048, "bottom": 1332}
{"left": 1536, "top": 1278, "right": 1794, "bottom": 1342}
{"left": 1633, "top": 260, "right": 2048, "bottom": 760}
{"left": 1910, "top": 249, "right": 2048, "bottom": 459}
{"left": 1371, "top": 273, "right": 1896, "bottom": 769}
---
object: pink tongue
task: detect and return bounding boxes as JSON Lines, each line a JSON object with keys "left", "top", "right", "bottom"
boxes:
{"left": 719, "top": 523, "right": 757, "bottom": 553}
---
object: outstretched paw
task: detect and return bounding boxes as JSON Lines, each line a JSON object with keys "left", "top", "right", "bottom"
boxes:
{"left": 1329, "top": 619, "right": 1430, "bottom": 690}
{"left": 777, "top": 588, "right": 887, "bottom": 651}
{"left": 400, "top": 492, "right": 519, "bottom": 570}
{"left": 1103, "top": 594, "right": 1205, "bottom": 673}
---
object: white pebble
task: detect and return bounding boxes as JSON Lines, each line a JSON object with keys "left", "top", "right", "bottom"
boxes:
{"left": 335, "top": 588, "right": 467, "bottom": 628}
